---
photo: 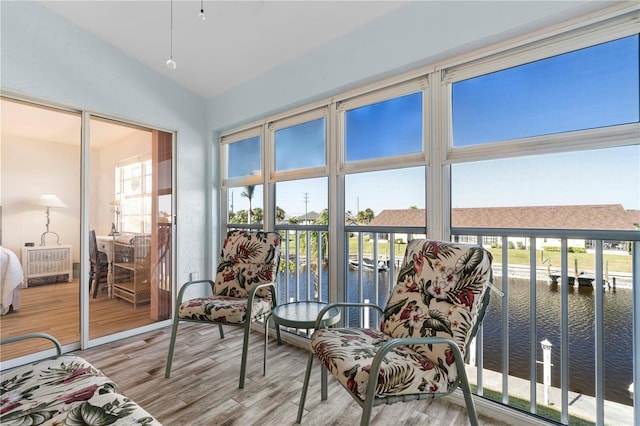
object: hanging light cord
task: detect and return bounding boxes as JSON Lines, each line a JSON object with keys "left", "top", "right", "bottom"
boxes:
{"left": 166, "top": 0, "right": 176, "bottom": 69}
{"left": 199, "top": 0, "right": 206, "bottom": 21}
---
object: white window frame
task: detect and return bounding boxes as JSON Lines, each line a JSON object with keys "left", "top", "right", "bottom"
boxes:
{"left": 336, "top": 77, "right": 429, "bottom": 175}
{"left": 117, "top": 156, "right": 152, "bottom": 234}
{"left": 221, "top": 126, "right": 264, "bottom": 188}
{"left": 439, "top": 10, "right": 639, "bottom": 166}
{"left": 268, "top": 107, "right": 330, "bottom": 182}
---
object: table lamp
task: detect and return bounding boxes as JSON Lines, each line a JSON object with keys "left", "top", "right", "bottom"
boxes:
{"left": 110, "top": 198, "right": 121, "bottom": 235}
{"left": 35, "top": 194, "right": 67, "bottom": 245}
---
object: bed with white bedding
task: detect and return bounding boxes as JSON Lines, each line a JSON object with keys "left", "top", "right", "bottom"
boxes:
{"left": 1, "top": 246, "right": 23, "bottom": 315}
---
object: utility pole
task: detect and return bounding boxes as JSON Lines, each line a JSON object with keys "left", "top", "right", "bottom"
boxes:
{"left": 303, "top": 192, "right": 310, "bottom": 223}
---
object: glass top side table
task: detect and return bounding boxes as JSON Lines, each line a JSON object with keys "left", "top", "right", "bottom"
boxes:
{"left": 271, "top": 301, "right": 341, "bottom": 330}
{"left": 264, "top": 301, "right": 341, "bottom": 396}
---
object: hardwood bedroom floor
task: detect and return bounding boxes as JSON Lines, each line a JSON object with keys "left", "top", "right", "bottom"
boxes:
{"left": 73, "top": 323, "right": 502, "bottom": 426}
{"left": 0, "top": 279, "right": 155, "bottom": 360}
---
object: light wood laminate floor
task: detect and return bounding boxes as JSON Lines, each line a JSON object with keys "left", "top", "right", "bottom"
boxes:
{"left": 73, "top": 323, "right": 502, "bottom": 426}
{"left": 0, "top": 279, "right": 155, "bottom": 360}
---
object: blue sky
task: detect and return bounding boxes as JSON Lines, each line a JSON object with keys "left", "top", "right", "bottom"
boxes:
{"left": 228, "top": 35, "right": 639, "bottom": 217}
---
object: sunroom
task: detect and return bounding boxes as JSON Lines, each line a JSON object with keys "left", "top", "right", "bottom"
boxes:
{"left": 1, "top": 1, "right": 638, "bottom": 425}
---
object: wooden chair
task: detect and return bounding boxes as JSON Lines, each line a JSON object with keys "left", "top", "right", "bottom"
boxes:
{"left": 89, "top": 230, "right": 109, "bottom": 298}
{"left": 297, "top": 239, "right": 494, "bottom": 426}
{"left": 165, "top": 229, "right": 282, "bottom": 389}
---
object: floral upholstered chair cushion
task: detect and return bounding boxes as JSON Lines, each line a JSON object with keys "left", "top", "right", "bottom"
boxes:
{"left": 177, "top": 230, "right": 281, "bottom": 324}
{"left": 0, "top": 355, "right": 161, "bottom": 425}
{"left": 310, "top": 239, "right": 493, "bottom": 400}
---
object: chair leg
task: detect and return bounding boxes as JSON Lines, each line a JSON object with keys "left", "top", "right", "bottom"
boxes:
{"left": 296, "top": 352, "right": 315, "bottom": 424}
{"left": 263, "top": 314, "right": 270, "bottom": 376}
{"left": 92, "top": 272, "right": 100, "bottom": 299}
{"left": 360, "top": 392, "right": 375, "bottom": 426}
{"left": 239, "top": 321, "right": 252, "bottom": 389}
{"left": 458, "top": 368, "right": 480, "bottom": 426}
{"left": 218, "top": 324, "right": 225, "bottom": 339}
{"left": 89, "top": 269, "right": 95, "bottom": 298}
{"left": 164, "top": 315, "right": 181, "bottom": 378}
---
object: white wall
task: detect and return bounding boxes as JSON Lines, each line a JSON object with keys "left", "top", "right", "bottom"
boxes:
{"left": 2, "top": 136, "right": 81, "bottom": 259}
{"left": 1, "top": 1, "right": 211, "bottom": 282}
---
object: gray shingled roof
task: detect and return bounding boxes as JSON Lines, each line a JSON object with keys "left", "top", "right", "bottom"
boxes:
{"left": 625, "top": 210, "right": 640, "bottom": 228}
{"left": 368, "top": 205, "right": 637, "bottom": 230}
{"left": 295, "top": 211, "right": 320, "bottom": 221}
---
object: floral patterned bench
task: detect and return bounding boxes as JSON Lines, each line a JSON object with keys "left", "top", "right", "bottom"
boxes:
{"left": 1, "top": 333, "right": 161, "bottom": 425}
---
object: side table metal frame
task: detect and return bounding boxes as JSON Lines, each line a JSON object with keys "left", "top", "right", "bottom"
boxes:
{"left": 264, "top": 301, "right": 341, "bottom": 400}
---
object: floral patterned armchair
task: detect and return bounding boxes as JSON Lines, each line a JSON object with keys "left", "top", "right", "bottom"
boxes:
{"left": 1, "top": 333, "right": 160, "bottom": 425}
{"left": 165, "top": 230, "right": 282, "bottom": 389}
{"left": 297, "top": 239, "right": 494, "bottom": 426}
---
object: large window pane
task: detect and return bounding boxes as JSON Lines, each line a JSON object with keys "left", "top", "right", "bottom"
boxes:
{"left": 451, "top": 145, "right": 640, "bottom": 229}
{"left": 345, "top": 167, "right": 425, "bottom": 226}
{"left": 227, "top": 135, "right": 261, "bottom": 179}
{"left": 275, "top": 118, "right": 326, "bottom": 172}
{"left": 452, "top": 35, "right": 639, "bottom": 146}
{"left": 227, "top": 185, "right": 263, "bottom": 224}
{"left": 119, "top": 159, "right": 152, "bottom": 234}
{"left": 275, "top": 178, "right": 328, "bottom": 224}
{"left": 345, "top": 92, "right": 423, "bottom": 162}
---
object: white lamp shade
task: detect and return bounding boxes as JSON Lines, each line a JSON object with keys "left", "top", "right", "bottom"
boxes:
{"left": 35, "top": 194, "right": 68, "bottom": 208}
{"left": 110, "top": 199, "right": 121, "bottom": 206}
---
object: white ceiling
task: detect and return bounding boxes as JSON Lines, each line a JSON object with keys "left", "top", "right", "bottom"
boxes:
{"left": 39, "top": 0, "right": 408, "bottom": 98}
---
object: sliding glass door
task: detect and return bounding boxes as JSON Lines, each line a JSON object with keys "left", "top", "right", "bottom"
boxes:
{"left": 0, "top": 97, "right": 174, "bottom": 361}
{"left": 0, "top": 97, "right": 82, "bottom": 359}
{"left": 88, "top": 116, "right": 173, "bottom": 339}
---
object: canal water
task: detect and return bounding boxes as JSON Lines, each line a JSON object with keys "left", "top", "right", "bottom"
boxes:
{"left": 279, "top": 266, "right": 633, "bottom": 406}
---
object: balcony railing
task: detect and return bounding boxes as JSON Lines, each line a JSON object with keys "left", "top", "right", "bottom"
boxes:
{"left": 231, "top": 223, "right": 639, "bottom": 425}
{"left": 451, "top": 227, "right": 638, "bottom": 426}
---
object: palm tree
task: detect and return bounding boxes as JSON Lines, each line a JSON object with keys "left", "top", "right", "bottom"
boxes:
{"left": 241, "top": 185, "right": 255, "bottom": 224}
{"left": 356, "top": 208, "right": 375, "bottom": 224}
{"left": 306, "top": 209, "right": 329, "bottom": 300}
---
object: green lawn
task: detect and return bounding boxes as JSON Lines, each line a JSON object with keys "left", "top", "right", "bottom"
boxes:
{"left": 344, "top": 238, "right": 632, "bottom": 274}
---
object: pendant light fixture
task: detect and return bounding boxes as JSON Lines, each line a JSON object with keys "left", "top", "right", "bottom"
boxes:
{"left": 166, "top": 0, "right": 177, "bottom": 70}
{"left": 199, "top": 0, "right": 206, "bottom": 21}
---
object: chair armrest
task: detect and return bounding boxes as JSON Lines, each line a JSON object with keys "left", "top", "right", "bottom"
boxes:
{"left": 248, "top": 282, "right": 277, "bottom": 301}
{"left": 364, "top": 336, "right": 466, "bottom": 397}
{"left": 314, "top": 302, "right": 384, "bottom": 329}
{"left": 246, "top": 282, "right": 278, "bottom": 318}
{"left": 175, "top": 279, "right": 216, "bottom": 305}
{"left": 0, "top": 332, "right": 63, "bottom": 356}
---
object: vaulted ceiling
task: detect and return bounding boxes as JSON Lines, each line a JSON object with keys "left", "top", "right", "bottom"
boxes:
{"left": 39, "top": 1, "right": 408, "bottom": 98}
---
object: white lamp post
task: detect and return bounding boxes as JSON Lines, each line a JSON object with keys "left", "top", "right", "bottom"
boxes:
{"left": 541, "top": 339, "right": 553, "bottom": 405}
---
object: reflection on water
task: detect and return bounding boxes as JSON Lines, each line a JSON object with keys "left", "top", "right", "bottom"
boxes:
{"left": 483, "top": 277, "right": 633, "bottom": 406}
{"left": 279, "top": 267, "right": 633, "bottom": 406}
